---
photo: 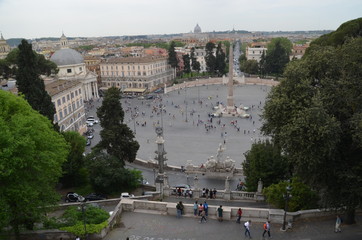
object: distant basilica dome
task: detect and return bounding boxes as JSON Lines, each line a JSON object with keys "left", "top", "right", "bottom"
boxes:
{"left": 194, "top": 24, "right": 202, "bottom": 33}
{"left": 50, "top": 48, "right": 84, "bottom": 66}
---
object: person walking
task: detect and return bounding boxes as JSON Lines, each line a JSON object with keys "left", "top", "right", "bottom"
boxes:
{"left": 176, "top": 202, "right": 182, "bottom": 218}
{"left": 217, "top": 205, "right": 223, "bottom": 222}
{"left": 262, "top": 220, "right": 271, "bottom": 238}
{"left": 200, "top": 209, "right": 207, "bottom": 223}
{"left": 244, "top": 220, "right": 252, "bottom": 239}
{"left": 335, "top": 215, "right": 342, "bottom": 233}
{"left": 203, "top": 201, "right": 209, "bottom": 216}
{"left": 193, "top": 201, "right": 198, "bottom": 216}
{"left": 198, "top": 203, "right": 204, "bottom": 216}
{"left": 236, "top": 208, "right": 242, "bottom": 223}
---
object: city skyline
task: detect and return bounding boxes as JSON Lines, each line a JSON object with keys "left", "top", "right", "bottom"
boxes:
{"left": 0, "top": 0, "right": 361, "bottom": 39}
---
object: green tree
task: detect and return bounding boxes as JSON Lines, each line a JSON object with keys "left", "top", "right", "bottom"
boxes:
{"left": 259, "top": 50, "right": 267, "bottom": 77}
{"left": 95, "top": 87, "right": 139, "bottom": 166}
{"left": 263, "top": 178, "right": 319, "bottom": 211}
{"left": 242, "top": 140, "right": 289, "bottom": 191}
{"left": 215, "top": 42, "right": 226, "bottom": 76}
{"left": 60, "top": 131, "right": 87, "bottom": 188}
{"left": 16, "top": 40, "right": 56, "bottom": 121}
{"left": 267, "top": 37, "right": 293, "bottom": 56}
{"left": 86, "top": 152, "right": 142, "bottom": 194}
{"left": 262, "top": 34, "right": 362, "bottom": 223}
{"left": 0, "top": 90, "right": 68, "bottom": 238}
{"left": 265, "top": 40, "right": 290, "bottom": 77}
{"left": 242, "top": 60, "right": 259, "bottom": 75}
{"left": 182, "top": 54, "right": 191, "bottom": 74}
{"left": 167, "top": 41, "right": 179, "bottom": 69}
{"left": 190, "top": 47, "right": 201, "bottom": 72}
{"left": 205, "top": 42, "right": 216, "bottom": 74}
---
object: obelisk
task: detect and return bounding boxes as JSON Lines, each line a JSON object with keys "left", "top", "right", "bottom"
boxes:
{"left": 227, "top": 42, "right": 234, "bottom": 112}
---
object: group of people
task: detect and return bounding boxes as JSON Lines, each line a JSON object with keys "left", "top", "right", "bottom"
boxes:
{"left": 202, "top": 188, "right": 217, "bottom": 199}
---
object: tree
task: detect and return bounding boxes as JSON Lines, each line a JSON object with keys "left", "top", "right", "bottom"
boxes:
{"left": 242, "top": 60, "right": 259, "bottom": 75}
{"left": 60, "top": 131, "right": 87, "bottom": 188}
{"left": 267, "top": 37, "right": 293, "bottom": 56}
{"left": 265, "top": 40, "right": 290, "bottom": 77}
{"left": 95, "top": 87, "right": 139, "bottom": 166}
{"left": 182, "top": 54, "right": 191, "bottom": 74}
{"left": 190, "top": 47, "right": 201, "bottom": 72}
{"left": 263, "top": 178, "right": 319, "bottom": 211}
{"left": 16, "top": 40, "right": 57, "bottom": 121}
{"left": 262, "top": 32, "right": 362, "bottom": 223}
{"left": 215, "top": 42, "right": 226, "bottom": 76}
{"left": 242, "top": 140, "right": 289, "bottom": 191}
{"left": 205, "top": 42, "right": 216, "bottom": 74}
{"left": 259, "top": 50, "right": 267, "bottom": 77}
{"left": 0, "top": 90, "right": 68, "bottom": 238}
{"left": 86, "top": 152, "right": 142, "bottom": 194}
{"left": 167, "top": 41, "right": 178, "bottom": 69}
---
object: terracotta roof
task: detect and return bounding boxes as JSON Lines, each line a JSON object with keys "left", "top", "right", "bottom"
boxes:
{"left": 45, "top": 80, "right": 81, "bottom": 96}
{"left": 105, "top": 56, "right": 167, "bottom": 64}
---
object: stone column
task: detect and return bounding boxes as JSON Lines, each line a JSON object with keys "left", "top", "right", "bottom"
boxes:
{"left": 224, "top": 176, "right": 231, "bottom": 200}
{"left": 193, "top": 175, "right": 200, "bottom": 199}
{"left": 95, "top": 82, "right": 99, "bottom": 98}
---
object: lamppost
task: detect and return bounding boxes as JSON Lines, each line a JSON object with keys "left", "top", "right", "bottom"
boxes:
{"left": 80, "top": 201, "right": 87, "bottom": 239}
{"left": 281, "top": 183, "right": 292, "bottom": 231}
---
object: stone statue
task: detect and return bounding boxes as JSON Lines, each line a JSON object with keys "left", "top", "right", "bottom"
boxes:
{"left": 205, "top": 156, "right": 217, "bottom": 171}
{"left": 216, "top": 143, "right": 225, "bottom": 163}
{"left": 257, "top": 178, "right": 263, "bottom": 193}
{"left": 223, "top": 156, "right": 235, "bottom": 172}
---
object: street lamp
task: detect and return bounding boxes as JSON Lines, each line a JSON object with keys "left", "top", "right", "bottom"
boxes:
{"left": 281, "top": 183, "right": 292, "bottom": 231}
{"left": 80, "top": 201, "right": 87, "bottom": 239}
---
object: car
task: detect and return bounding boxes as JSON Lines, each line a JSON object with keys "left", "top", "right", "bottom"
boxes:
{"left": 86, "top": 116, "right": 99, "bottom": 124}
{"left": 84, "top": 193, "right": 107, "bottom": 201}
{"left": 86, "top": 122, "right": 94, "bottom": 127}
{"left": 65, "top": 192, "right": 85, "bottom": 202}
{"left": 87, "top": 134, "right": 94, "bottom": 139}
{"left": 120, "top": 192, "right": 134, "bottom": 199}
{"left": 86, "top": 138, "right": 91, "bottom": 146}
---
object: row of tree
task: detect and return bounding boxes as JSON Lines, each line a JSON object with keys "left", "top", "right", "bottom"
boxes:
{"left": 167, "top": 41, "right": 228, "bottom": 77}
{"left": 239, "top": 37, "right": 292, "bottom": 78}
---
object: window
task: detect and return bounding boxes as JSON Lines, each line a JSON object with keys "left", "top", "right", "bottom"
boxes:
{"left": 79, "top": 67, "right": 82, "bottom": 71}
{"left": 64, "top": 108, "right": 68, "bottom": 116}
{"left": 67, "top": 69, "right": 72, "bottom": 73}
{"left": 79, "top": 89, "right": 81, "bottom": 94}
{"left": 62, "top": 96, "right": 65, "bottom": 104}
{"left": 54, "top": 114, "right": 58, "bottom": 122}
{"left": 68, "top": 105, "right": 72, "bottom": 113}
{"left": 67, "top": 94, "right": 70, "bottom": 101}
{"left": 57, "top": 99, "right": 61, "bottom": 106}
{"left": 59, "top": 110, "right": 63, "bottom": 119}
{"left": 75, "top": 91, "right": 78, "bottom": 96}
{"left": 71, "top": 92, "right": 74, "bottom": 99}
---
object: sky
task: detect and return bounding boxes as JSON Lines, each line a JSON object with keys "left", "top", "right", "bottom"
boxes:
{"left": 0, "top": 0, "right": 361, "bottom": 39}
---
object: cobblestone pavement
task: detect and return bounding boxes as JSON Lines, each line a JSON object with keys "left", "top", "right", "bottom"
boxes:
{"left": 104, "top": 211, "right": 362, "bottom": 240}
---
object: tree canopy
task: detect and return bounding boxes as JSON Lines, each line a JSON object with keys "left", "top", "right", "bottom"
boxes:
{"left": 16, "top": 40, "right": 57, "bottom": 121}
{"left": 205, "top": 42, "right": 216, "bottom": 74}
{"left": 265, "top": 38, "right": 290, "bottom": 76}
{"left": 215, "top": 42, "right": 226, "bottom": 76}
{"left": 0, "top": 90, "right": 68, "bottom": 238}
{"left": 190, "top": 47, "right": 201, "bottom": 72}
{"left": 95, "top": 87, "right": 139, "bottom": 166}
{"left": 167, "top": 41, "right": 179, "bottom": 70}
{"left": 262, "top": 20, "right": 362, "bottom": 223}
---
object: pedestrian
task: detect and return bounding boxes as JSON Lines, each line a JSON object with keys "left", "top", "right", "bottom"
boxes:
{"left": 200, "top": 209, "right": 207, "bottom": 223}
{"left": 236, "top": 208, "right": 242, "bottom": 223}
{"left": 203, "top": 201, "right": 209, "bottom": 216}
{"left": 262, "top": 220, "right": 271, "bottom": 238}
{"left": 335, "top": 215, "right": 342, "bottom": 233}
{"left": 205, "top": 188, "right": 209, "bottom": 199}
{"left": 213, "top": 188, "right": 217, "bottom": 199}
{"left": 176, "top": 201, "right": 182, "bottom": 218}
{"left": 198, "top": 203, "right": 204, "bottom": 216}
{"left": 193, "top": 201, "right": 198, "bottom": 216}
{"left": 217, "top": 205, "right": 223, "bottom": 222}
{"left": 244, "top": 220, "right": 252, "bottom": 239}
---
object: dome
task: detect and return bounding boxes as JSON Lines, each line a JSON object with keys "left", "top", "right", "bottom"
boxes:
{"left": 50, "top": 48, "right": 84, "bottom": 66}
{"left": 194, "top": 24, "right": 202, "bottom": 33}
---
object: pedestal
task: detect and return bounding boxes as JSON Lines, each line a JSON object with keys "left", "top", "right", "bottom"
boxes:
{"left": 223, "top": 191, "right": 231, "bottom": 200}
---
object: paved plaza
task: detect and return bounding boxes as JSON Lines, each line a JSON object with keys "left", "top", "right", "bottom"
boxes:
{"left": 122, "top": 83, "right": 271, "bottom": 167}
{"left": 104, "top": 211, "right": 362, "bottom": 240}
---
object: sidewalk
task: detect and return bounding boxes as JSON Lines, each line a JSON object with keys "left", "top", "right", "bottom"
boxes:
{"left": 104, "top": 211, "right": 362, "bottom": 240}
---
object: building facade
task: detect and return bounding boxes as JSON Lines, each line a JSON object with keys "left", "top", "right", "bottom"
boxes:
{"left": 50, "top": 34, "right": 99, "bottom": 101}
{"left": 0, "top": 33, "right": 11, "bottom": 59}
{"left": 45, "top": 80, "right": 86, "bottom": 132}
{"left": 100, "top": 56, "right": 175, "bottom": 91}
{"left": 246, "top": 42, "right": 268, "bottom": 62}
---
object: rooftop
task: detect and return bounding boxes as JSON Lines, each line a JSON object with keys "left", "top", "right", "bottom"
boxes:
{"left": 45, "top": 79, "right": 81, "bottom": 96}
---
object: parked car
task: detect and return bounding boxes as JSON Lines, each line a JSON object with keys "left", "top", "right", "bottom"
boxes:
{"left": 86, "top": 138, "right": 91, "bottom": 146}
{"left": 65, "top": 192, "right": 85, "bottom": 202}
{"left": 120, "top": 192, "right": 134, "bottom": 199}
{"left": 84, "top": 193, "right": 107, "bottom": 201}
{"left": 87, "top": 134, "right": 94, "bottom": 139}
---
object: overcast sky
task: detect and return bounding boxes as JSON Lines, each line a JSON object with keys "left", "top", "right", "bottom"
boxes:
{"left": 0, "top": 0, "right": 361, "bottom": 39}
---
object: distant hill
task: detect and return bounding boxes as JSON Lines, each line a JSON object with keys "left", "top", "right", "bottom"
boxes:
{"left": 311, "top": 17, "right": 362, "bottom": 47}
{"left": 6, "top": 38, "right": 25, "bottom": 47}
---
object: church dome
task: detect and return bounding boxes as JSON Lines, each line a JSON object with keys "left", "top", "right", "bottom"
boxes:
{"left": 50, "top": 48, "right": 84, "bottom": 66}
{"left": 194, "top": 24, "right": 202, "bottom": 33}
